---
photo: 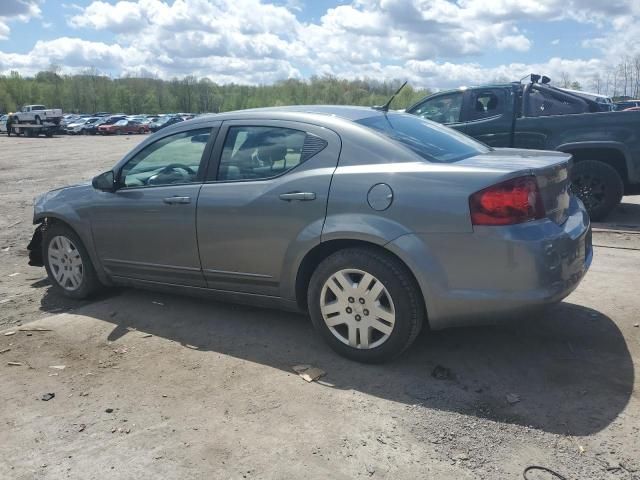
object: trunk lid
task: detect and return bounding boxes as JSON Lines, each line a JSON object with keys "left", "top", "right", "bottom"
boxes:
{"left": 459, "top": 148, "right": 572, "bottom": 225}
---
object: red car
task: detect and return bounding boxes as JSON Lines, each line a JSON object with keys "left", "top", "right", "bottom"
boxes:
{"left": 98, "top": 119, "right": 149, "bottom": 135}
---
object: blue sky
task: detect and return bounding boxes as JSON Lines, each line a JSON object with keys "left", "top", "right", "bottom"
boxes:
{"left": 0, "top": 0, "right": 637, "bottom": 91}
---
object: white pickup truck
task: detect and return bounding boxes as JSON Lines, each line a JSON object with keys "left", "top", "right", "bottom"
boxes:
{"left": 13, "top": 105, "right": 63, "bottom": 125}
{"left": 9, "top": 105, "right": 63, "bottom": 137}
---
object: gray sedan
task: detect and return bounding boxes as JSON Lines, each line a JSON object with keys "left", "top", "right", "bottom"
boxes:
{"left": 28, "top": 106, "right": 592, "bottom": 362}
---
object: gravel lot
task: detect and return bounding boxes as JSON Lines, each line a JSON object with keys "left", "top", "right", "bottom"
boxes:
{"left": 1, "top": 134, "right": 639, "bottom": 479}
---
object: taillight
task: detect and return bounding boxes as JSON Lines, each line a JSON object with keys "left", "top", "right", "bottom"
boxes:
{"left": 469, "top": 175, "right": 545, "bottom": 226}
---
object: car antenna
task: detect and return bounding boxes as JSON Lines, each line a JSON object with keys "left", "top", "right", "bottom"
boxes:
{"left": 373, "top": 80, "right": 408, "bottom": 112}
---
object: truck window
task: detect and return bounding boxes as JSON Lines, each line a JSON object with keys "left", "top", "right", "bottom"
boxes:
{"left": 31, "top": 106, "right": 46, "bottom": 111}
{"left": 526, "top": 87, "right": 586, "bottom": 117}
{"left": 410, "top": 92, "right": 463, "bottom": 124}
{"left": 467, "top": 90, "right": 505, "bottom": 121}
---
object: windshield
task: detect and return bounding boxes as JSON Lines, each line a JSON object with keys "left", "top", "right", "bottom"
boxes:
{"left": 115, "top": 120, "right": 127, "bottom": 126}
{"left": 356, "top": 113, "right": 490, "bottom": 163}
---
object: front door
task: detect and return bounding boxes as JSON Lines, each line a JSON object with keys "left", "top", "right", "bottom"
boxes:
{"left": 460, "top": 88, "right": 513, "bottom": 147}
{"left": 91, "top": 127, "right": 217, "bottom": 286}
{"left": 196, "top": 120, "right": 341, "bottom": 296}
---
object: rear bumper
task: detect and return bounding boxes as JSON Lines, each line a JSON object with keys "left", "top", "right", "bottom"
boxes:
{"left": 387, "top": 196, "right": 592, "bottom": 329}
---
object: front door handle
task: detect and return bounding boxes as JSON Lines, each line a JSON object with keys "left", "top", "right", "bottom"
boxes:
{"left": 279, "top": 192, "right": 316, "bottom": 202}
{"left": 163, "top": 196, "right": 191, "bottom": 205}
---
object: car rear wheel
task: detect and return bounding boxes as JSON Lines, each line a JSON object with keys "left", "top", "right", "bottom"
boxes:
{"left": 308, "top": 248, "right": 424, "bottom": 363}
{"left": 571, "top": 160, "right": 624, "bottom": 221}
{"left": 43, "top": 223, "right": 101, "bottom": 299}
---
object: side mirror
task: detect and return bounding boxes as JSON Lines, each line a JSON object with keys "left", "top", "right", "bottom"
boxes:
{"left": 92, "top": 171, "right": 116, "bottom": 192}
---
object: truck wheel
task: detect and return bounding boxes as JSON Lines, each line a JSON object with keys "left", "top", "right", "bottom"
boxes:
{"left": 571, "top": 160, "right": 624, "bottom": 221}
{"left": 308, "top": 247, "right": 424, "bottom": 363}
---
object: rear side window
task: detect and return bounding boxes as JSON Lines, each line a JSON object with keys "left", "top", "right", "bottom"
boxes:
{"left": 356, "top": 113, "right": 489, "bottom": 163}
{"left": 467, "top": 90, "right": 505, "bottom": 120}
{"left": 216, "top": 126, "right": 326, "bottom": 181}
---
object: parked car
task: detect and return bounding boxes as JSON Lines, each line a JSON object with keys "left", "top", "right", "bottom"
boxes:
{"left": 560, "top": 89, "right": 615, "bottom": 111}
{"left": 98, "top": 119, "right": 149, "bottom": 135}
{"left": 65, "top": 117, "right": 102, "bottom": 135}
{"left": 405, "top": 76, "right": 640, "bottom": 220}
{"left": 149, "top": 115, "right": 184, "bottom": 132}
{"left": 27, "top": 106, "right": 592, "bottom": 363}
{"left": 81, "top": 119, "right": 106, "bottom": 135}
{"left": 615, "top": 100, "right": 640, "bottom": 110}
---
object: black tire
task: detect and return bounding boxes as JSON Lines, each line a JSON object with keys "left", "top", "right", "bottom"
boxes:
{"left": 43, "top": 223, "right": 101, "bottom": 299}
{"left": 571, "top": 160, "right": 624, "bottom": 221}
{"left": 308, "top": 247, "right": 424, "bottom": 363}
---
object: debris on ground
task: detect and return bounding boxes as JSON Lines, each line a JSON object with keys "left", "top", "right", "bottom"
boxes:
{"left": 452, "top": 452, "right": 470, "bottom": 461}
{"left": 105, "top": 408, "right": 114, "bottom": 413}
{"left": 634, "top": 323, "right": 639, "bottom": 327}
{"left": 7, "top": 361, "right": 22, "bottom": 366}
{"left": 8, "top": 272, "right": 20, "bottom": 277}
{"left": 292, "top": 364, "right": 326, "bottom": 383}
{"left": 78, "top": 424, "right": 86, "bottom": 432}
{"left": 41, "top": 393, "right": 55, "bottom": 401}
{"left": 140, "top": 333, "right": 153, "bottom": 338}
{"left": 4, "top": 331, "right": 16, "bottom": 336}
{"left": 49, "top": 365, "right": 66, "bottom": 370}
{"left": 18, "top": 327, "right": 52, "bottom": 332}
{"left": 0, "top": 348, "right": 11, "bottom": 354}
{"left": 506, "top": 393, "right": 521, "bottom": 404}
{"left": 431, "top": 365, "right": 452, "bottom": 380}
{"left": 152, "top": 301, "right": 164, "bottom": 306}
{"left": 79, "top": 392, "right": 89, "bottom": 397}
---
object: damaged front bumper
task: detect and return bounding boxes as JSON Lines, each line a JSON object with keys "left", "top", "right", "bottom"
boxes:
{"left": 27, "top": 224, "right": 44, "bottom": 267}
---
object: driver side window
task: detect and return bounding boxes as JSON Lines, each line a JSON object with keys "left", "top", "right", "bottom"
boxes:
{"left": 411, "top": 92, "right": 464, "bottom": 124}
{"left": 120, "top": 129, "right": 211, "bottom": 188}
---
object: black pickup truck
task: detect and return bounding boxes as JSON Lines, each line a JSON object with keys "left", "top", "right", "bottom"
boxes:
{"left": 405, "top": 78, "right": 640, "bottom": 220}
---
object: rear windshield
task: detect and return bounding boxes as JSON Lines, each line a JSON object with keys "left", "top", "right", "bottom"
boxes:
{"left": 356, "top": 113, "right": 489, "bottom": 163}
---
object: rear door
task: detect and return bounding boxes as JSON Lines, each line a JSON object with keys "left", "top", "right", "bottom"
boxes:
{"left": 196, "top": 120, "right": 341, "bottom": 296}
{"left": 460, "top": 88, "right": 513, "bottom": 147}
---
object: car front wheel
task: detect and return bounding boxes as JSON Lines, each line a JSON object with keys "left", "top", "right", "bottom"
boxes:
{"left": 43, "top": 223, "right": 101, "bottom": 299}
{"left": 308, "top": 247, "right": 424, "bottom": 363}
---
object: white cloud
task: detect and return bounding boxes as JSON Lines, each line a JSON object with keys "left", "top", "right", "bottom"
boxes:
{"left": 0, "top": 0, "right": 639, "bottom": 91}
{"left": 0, "top": 0, "right": 41, "bottom": 40}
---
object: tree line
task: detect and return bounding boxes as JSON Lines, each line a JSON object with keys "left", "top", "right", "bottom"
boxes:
{"left": 585, "top": 55, "right": 640, "bottom": 99}
{"left": 0, "top": 69, "right": 429, "bottom": 115}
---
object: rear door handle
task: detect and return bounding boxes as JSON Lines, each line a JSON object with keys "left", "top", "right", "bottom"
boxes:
{"left": 163, "top": 196, "right": 191, "bottom": 205}
{"left": 279, "top": 192, "right": 316, "bottom": 201}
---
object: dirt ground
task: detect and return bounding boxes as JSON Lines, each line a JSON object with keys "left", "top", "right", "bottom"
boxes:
{"left": 1, "top": 134, "right": 639, "bottom": 479}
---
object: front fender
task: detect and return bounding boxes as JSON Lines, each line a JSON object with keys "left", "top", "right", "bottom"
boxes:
{"left": 33, "top": 186, "right": 112, "bottom": 285}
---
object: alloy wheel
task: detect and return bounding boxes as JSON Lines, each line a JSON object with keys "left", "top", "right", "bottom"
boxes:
{"left": 47, "top": 235, "right": 83, "bottom": 291}
{"left": 571, "top": 173, "right": 605, "bottom": 212}
{"left": 320, "top": 269, "right": 396, "bottom": 349}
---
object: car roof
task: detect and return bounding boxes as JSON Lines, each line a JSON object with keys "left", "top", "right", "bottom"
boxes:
{"left": 190, "top": 105, "right": 391, "bottom": 124}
